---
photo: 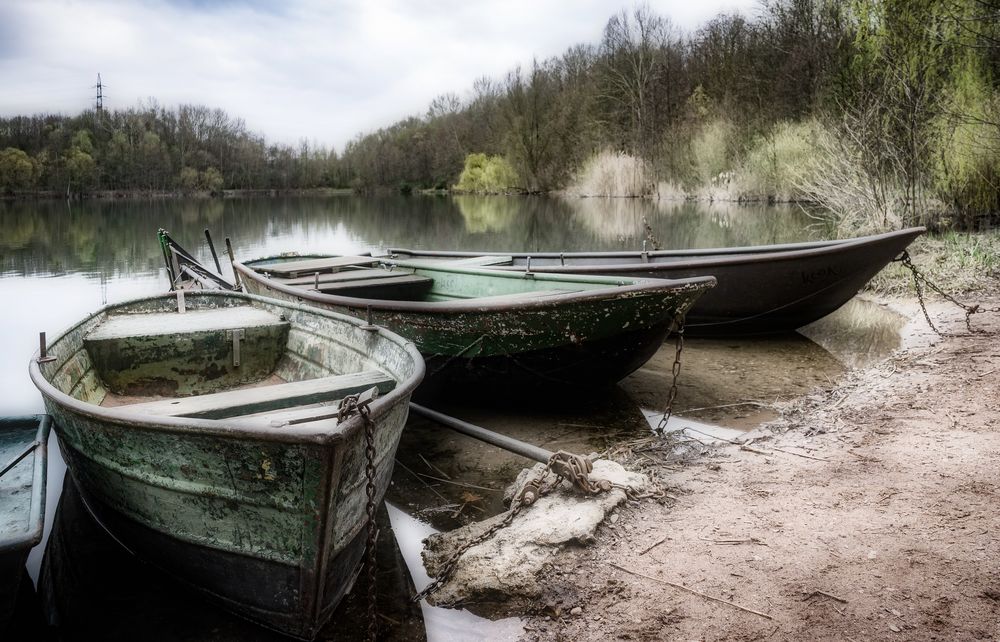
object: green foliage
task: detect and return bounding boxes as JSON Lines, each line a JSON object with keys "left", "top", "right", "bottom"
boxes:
{"left": 63, "top": 147, "right": 96, "bottom": 192}
{"left": 0, "top": 147, "right": 38, "bottom": 192}
{"left": 177, "top": 167, "right": 200, "bottom": 192}
{"left": 739, "top": 119, "right": 825, "bottom": 200}
{"left": 453, "top": 153, "right": 519, "bottom": 193}
{"left": 691, "top": 118, "right": 736, "bottom": 187}
{"left": 201, "top": 167, "right": 224, "bottom": 193}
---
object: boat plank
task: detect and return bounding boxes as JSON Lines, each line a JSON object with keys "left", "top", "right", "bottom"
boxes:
{"left": 277, "top": 268, "right": 397, "bottom": 287}
{"left": 123, "top": 371, "right": 395, "bottom": 419}
{"left": 313, "top": 274, "right": 433, "bottom": 299}
{"left": 258, "top": 256, "right": 377, "bottom": 277}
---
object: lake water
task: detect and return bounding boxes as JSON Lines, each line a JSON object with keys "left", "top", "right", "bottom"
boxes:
{"left": 0, "top": 195, "right": 904, "bottom": 640}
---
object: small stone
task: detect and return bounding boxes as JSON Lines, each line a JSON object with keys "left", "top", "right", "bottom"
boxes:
{"left": 570, "top": 607, "right": 583, "bottom": 616}
{"left": 609, "top": 513, "right": 620, "bottom": 524}
{"left": 890, "top": 608, "right": 902, "bottom": 617}
{"left": 888, "top": 623, "right": 901, "bottom": 632}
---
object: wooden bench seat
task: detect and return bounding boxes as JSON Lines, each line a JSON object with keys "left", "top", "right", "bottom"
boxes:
{"left": 256, "top": 256, "right": 378, "bottom": 278}
{"left": 124, "top": 370, "right": 395, "bottom": 420}
{"left": 86, "top": 307, "right": 290, "bottom": 397}
{"left": 312, "top": 274, "right": 434, "bottom": 300}
{"left": 395, "top": 255, "right": 514, "bottom": 268}
{"left": 455, "top": 289, "right": 574, "bottom": 303}
{"left": 276, "top": 268, "right": 392, "bottom": 287}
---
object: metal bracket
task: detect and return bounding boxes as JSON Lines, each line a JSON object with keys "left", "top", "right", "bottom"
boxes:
{"left": 231, "top": 328, "right": 245, "bottom": 366}
{"left": 525, "top": 256, "right": 533, "bottom": 277}
{"left": 360, "top": 306, "right": 378, "bottom": 332}
{"left": 37, "top": 332, "right": 56, "bottom": 363}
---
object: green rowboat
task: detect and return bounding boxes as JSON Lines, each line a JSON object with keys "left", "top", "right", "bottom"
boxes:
{"left": 29, "top": 291, "right": 424, "bottom": 639}
{"left": 0, "top": 415, "right": 50, "bottom": 633}
{"left": 229, "top": 253, "right": 716, "bottom": 388}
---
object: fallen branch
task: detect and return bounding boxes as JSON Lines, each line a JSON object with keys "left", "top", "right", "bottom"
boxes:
{"left": 414, "top": 471, "right": 503, "bottom": 493}
{"left": 638, "top": 534, "right": 668, "bottom": 555}
{"left": 607, "top": 562, "right": 773, "bottom": 620}
{"left": 802, "top": 589, "right": 848, "bottom": 604}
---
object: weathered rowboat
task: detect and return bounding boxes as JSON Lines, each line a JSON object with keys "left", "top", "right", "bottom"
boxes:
{"left": 0, "top": 415, "right": 50, "bottom": 632}
{"left": 227, "top": 254, "right": 715, "bottom": 388}
{"left": 29, "top": 291, "right": 424, "bottom": 639}
{"left": 385, "top": 227, "right": 926, "bottom": 335}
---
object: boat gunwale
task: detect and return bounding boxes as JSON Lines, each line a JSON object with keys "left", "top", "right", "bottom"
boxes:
{"left": 236, "top": 259, "right": 717, "bottom": 313}
{"left": 386, "top": 227, "right": 927, "bottom": 272}
{"left": 0, "top": 414, "right": 51, "bottom": 554}
{"left": 28, "top": 291, "right": 424, "bottom": 447}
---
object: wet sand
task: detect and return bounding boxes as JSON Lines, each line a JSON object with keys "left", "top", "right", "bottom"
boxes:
{"left": 519, "top": 296, "right": 1000, "bottom": 641}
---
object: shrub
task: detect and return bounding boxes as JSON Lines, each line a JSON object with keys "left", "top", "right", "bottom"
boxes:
{"left": 739, "top": 119, "right": 825, "bottom": 202}
{"left": 454, "top": 153, "right": 519, "bottom": 193}
{"left": 565, "top": 150, "right": 655, "bottom": 197}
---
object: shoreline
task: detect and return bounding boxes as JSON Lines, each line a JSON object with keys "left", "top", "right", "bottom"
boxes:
{"left": 514, "top": 294, "right": 1000, "bottom": 641}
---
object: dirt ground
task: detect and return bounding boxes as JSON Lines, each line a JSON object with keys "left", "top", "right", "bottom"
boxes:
{"left": 518, "top": 296, "right": 1000, "bottom": 642}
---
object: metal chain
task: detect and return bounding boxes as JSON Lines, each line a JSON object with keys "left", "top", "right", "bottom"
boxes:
{"left": 656, "top": 314, "right": 686, "bottom": 435}
{"left": 411, "top": 450, "right": 650, "bottom": 603}
{"left": 896, "top": 250, "right": 999, "bottom": 336}
{"left": 411, "top": 467, "right": 549, "bottom": 603}
{"left": 338, "top": 393, "right": 380, "bottom": 642}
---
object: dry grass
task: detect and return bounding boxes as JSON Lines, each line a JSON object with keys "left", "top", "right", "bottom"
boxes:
{"left": 566, "top": 150, "right": 655, "bottom": 198}
{"left": 867, "top": 231, "right": 1000, "bottom": 296}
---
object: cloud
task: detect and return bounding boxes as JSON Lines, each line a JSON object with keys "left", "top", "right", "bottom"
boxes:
{"left": 0, "top": 0, "right": 755, "bottom": 150}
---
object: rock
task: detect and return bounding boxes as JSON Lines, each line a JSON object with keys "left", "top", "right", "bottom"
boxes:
{"left": 570, "top": 606, "right": 583, "bottom": 616}
{"left": 422, "top": 459, "right": 649, "bottom": 609}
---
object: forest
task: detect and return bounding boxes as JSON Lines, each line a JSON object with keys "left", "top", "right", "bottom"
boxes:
{"left": 1, "top": 0, "right": 998, "bottom": 231}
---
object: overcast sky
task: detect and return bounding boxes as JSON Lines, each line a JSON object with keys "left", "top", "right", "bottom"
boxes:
{"left": 1, "top": 0, "right": 756, "bottom": 150}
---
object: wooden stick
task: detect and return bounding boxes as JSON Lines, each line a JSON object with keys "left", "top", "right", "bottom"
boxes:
{"left": 419, "top": 453, "right": 452, "bottom": 480}
{"left": 638, "top": 534, "right": 668, "bottom": 555}
{"left": 414, "top": 471, "right": 502, "bottom": 493}
{"left": 607, "top": 562, "right": 773, "bottom": 620}
{"left": 802, "top": 589, "right": 848, "bottom": 604}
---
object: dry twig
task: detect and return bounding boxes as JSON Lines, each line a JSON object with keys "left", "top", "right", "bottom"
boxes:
{"left": 607, "top": 562, "right": 773, "bottom": 620}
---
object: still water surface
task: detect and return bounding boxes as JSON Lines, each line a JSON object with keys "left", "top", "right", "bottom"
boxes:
{"left": 0, "top": 195, "right": 902, "bottom": 640}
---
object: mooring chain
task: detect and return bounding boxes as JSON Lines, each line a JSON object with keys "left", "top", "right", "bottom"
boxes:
{"left": 412, "top": 449, "right": 648, "bottom": 603}
{"left": 896, "top": 250, "right": 999, "bottom": 336}
{"left": 338, "top": 393, "right": 380, "bottom": 642}
{"left": 411, "top": 472, "right": 539, "bottom": 603}
{"left": 655, "top": 313, "right": 686, "bottom": 435}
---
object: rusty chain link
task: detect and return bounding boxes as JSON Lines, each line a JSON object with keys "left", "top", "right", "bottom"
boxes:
{"left": 411, "top": 450, "right": 647, "bottom": 603}
{"left": 655, "top": 313, "right": 686, "bottom": 435}
{"left": 896, "top": 250, "right": 999, "bottom": 336}
{"left": 338, "top": 392, "right": 380, "bottom": 642}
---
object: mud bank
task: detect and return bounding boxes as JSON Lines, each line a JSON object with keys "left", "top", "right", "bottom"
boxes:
{"left": 432, "top": 295, "right": 999, "bottom": 641}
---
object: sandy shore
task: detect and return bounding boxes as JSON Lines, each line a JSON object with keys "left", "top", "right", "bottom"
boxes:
{"left": 518, "top": 296, "right": 1000, "bottom": 641}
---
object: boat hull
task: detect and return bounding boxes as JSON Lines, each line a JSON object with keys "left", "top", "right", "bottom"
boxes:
{"left": 238, "top": 264, "right": 711, "bottom": 387}
{"left": 30, "top": 292, "right": 424, "bottom": 639}
{"left": 389, "top": 228, "right": 926, "bottom": 336}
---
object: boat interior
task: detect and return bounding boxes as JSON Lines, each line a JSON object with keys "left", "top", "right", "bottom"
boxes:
{"left": 247, "top": 255, "right": 630, "bottom": 303}
{"left": 45, "top": 296, "right": 408, "bottom": 430}
{"left": 0, "top": 419, "right": 42, "bottom": 539}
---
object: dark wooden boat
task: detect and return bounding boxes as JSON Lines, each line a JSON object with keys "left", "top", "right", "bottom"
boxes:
{"left": 0, "top": 415, "right": 50, "bottom": 632}
{"left": 385, "top": 227, "right": 926, "bottom": 335}
{"left": 29, "top": 291, "right": 424, "bottom": 639}
{"left": 230, "top": 254, "right": 715, "bottom": 388}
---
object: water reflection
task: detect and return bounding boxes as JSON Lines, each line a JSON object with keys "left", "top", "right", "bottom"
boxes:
{"left": 0, "top": 196, "right": 820, "bottom": 280}
{"left": 799, "top": 297, "right": 906, "bottom": 368}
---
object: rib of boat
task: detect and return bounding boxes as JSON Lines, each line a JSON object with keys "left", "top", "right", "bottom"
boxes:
{"left": 29, "top": 291, "right": 424, "bottom": 639}
{"left": 228, "top": 254, "right": 715, "bottom": 388}
{"left": 384, "top": 227, "right": 926, "bottom": 335}
{"left": 0, "top": 415, "right": 50, "bottom": 632}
